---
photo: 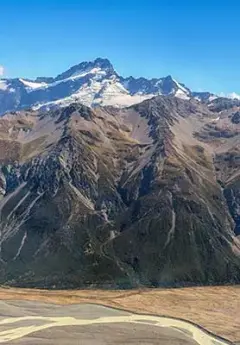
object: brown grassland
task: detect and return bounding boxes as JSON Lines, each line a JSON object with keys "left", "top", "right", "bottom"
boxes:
{"left": 0, "top": 286, "right": 239, "bottom": 343}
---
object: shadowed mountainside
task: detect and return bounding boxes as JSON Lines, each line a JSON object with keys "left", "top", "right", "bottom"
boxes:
{"left": 0, "top": 96, "right": 239, "bottom": 288}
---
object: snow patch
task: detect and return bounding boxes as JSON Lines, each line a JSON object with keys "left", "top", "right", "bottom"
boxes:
{"left": 208, "top": 95, "right": 218, "bottom": 102}
{"left": 172, "top": 78, "right": 189, "bottom": 94}
{"left": 69, "top": 67, "right": 106, "bottom": 79}
{"left": 175, "top": 89, "right": 190, "bottom": 100}
{"left": 228, "top": 92, "right": 240, "bottom": 100}
{"left": 19, "top": 79, "right": 47, "bottom": 91}
{"left": 219, "top": 92, "right": 240, "bottom": 100}
{"left": 44, "top": 67, "right": 108, "bottom": 89}
{"left": 0, "top": 80, "right": 8, "bottom": 91}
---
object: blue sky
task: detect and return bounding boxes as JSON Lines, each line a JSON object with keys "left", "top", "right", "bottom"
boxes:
{"left": 1, "top": 0, "right": 240, "bottom": 94}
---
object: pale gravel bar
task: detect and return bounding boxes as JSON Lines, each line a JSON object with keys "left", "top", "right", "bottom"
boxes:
{"left": 0, "top": 302, "right": 232, "bottom": 345}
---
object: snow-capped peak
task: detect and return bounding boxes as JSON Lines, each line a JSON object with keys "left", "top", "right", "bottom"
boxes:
{"left": 1, "top": 57, "right": 239, "bottom": 115}
{"left": 0, "top": 80, "right": 8, "bottom": 91}
{"left": 219, "top": 92, "right": 240, "bottom": 100}
{"left": 54, "top": 58, "right": 116, "bottom": 82}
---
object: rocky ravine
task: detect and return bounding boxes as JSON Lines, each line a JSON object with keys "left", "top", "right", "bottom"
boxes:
{"left": 0, "top": 96, "right": 239, "bottom": 288}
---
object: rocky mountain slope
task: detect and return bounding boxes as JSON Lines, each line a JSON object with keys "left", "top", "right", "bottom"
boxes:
{"left": 0, "top": 58, "right": 220, "bottom": 115}
{"left": 0, "top": 95, "right": 239, "bottom": 288}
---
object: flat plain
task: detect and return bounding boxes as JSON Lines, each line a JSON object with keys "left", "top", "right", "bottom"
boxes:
{"left": 0, "top": 286, "right": 239, "bottom": 343}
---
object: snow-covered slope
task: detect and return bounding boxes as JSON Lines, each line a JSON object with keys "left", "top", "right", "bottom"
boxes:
{"left": 221, "top": 92, "right": 240, "bottom": 100}
{"left": 19, "top": 79, "right": 48, "bottom": 91}
{"left": 0, "top": 57, "right": 236, "bottom": 115}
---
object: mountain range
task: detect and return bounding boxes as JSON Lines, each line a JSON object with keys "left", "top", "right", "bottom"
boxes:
{"left": 0, "top": 95, "right": 239, "bottom": 287}
{"left": 0, "top": 58, "right": 239, "bottom": 289}
{"left": 0, "top": 57, "right": 226, "bottom": 115}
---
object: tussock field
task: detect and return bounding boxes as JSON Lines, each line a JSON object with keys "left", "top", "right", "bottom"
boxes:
{"left": 0, "top": 286, "right": 239, "bottom": 343}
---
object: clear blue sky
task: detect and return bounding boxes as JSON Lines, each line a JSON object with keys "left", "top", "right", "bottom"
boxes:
{"left": 1, "top": 0, "right": 240, "bottom": 94}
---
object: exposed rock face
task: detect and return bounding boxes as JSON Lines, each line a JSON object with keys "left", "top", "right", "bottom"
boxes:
{"left": 231, "top": 111, "right": 240, "bottom": 124}
{"left": 0, "top": 97, "right": 239, "bottom": 288}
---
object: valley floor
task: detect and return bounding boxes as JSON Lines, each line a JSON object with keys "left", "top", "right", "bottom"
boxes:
{"left": 0, "top": 286, "right": 239, "bottom": 343}
{"left": 0, "top": 302, "right": 230, "bottom": 345}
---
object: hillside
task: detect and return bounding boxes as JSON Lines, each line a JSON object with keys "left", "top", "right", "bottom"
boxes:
{"left": 0, "top": 96, "right": 239, "bottom": 288}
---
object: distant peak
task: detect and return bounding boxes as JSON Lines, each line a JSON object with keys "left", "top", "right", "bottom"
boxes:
{"left": 93, "top": 57, "right": 113, "bottom": 68}
{"left": 54, "top": 57, "right": 115, "bottom": 82}
{"left": 165, "top": 75, "right": 174, "bottom": 80}
{"left": 91, "top": 57, "right": 116, "bottom": 75}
